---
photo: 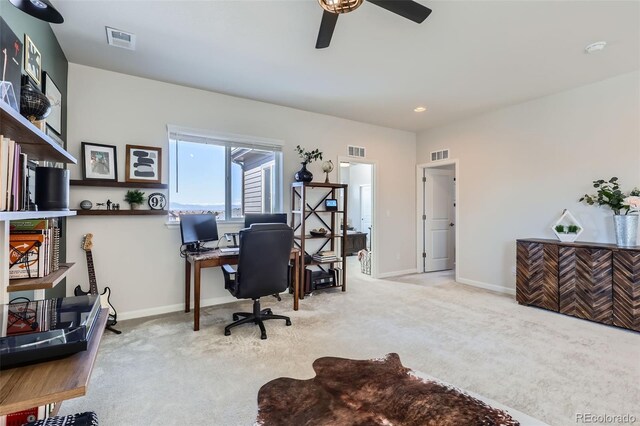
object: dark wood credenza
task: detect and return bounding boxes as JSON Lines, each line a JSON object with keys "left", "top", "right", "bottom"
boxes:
{"left": 516, "top": 238, "right": 640, "bottom": 332}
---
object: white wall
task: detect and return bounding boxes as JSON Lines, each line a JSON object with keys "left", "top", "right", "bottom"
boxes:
{"left": 416, "top": 71, "right": 640, "bottom": 293}
{"left": 66, "top": 64, "right": 417, "bottom": 319}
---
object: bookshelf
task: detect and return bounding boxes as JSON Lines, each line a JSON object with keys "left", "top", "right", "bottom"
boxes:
{"left": 0, "top": 101, "right": 78, "bottom": 305}
{"left": 290, "top": 182, "right": 348, "bottom": 298}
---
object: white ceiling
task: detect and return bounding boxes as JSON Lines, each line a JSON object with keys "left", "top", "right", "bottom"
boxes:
{"left": 51, "top": 0, "right": 639, "bottom": 132}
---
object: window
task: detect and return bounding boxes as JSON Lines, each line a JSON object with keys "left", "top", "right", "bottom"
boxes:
{"left": 167, "top": 127, "right": 283, "bottom": 221}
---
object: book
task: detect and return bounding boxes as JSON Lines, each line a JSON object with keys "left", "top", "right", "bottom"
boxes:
{"left": 9, "top": 233, "right": 44, "bottom": 279}
{"left": 5, "top": 137, "right": 15, "bottom": 210}
{"left": 10, "top": 219, "right": 50, "bottom": 231}
{"left": 0, "top": 136, "right": 9, "bottom": 211}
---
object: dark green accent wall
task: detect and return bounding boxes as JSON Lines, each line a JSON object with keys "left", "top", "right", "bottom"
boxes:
{"left": 2, "top": 0, "right": 69, "bottom": 299}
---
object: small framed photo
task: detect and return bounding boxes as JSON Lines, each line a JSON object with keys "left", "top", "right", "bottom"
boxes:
{"left": 125, "top": 144, "right": 162, "bottom": 183}
{"left": 24, "top": 34, "right": 41, "bottom": 86}
{"left": 82, "top": 142, "right": 118, "bottom": 181}
{"left": 42, "top": 72, "right": 62, "bottom": 134}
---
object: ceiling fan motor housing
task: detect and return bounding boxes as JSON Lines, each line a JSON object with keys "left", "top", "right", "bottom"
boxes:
{"left": 318, "top": 0, "right": 364, "bottom": 14}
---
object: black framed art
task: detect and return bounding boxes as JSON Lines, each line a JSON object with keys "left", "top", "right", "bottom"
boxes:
{"left": 43, "top": 71, "right": 62, "bottom": 134}
{"left": 24, "top": 34, "right": 41, "bottom": 86}
{"left": 82, "top": 142, "right": 118, "bottom": 181}
{"left": 125, "top": 144, "right": 161, "bottom": 183}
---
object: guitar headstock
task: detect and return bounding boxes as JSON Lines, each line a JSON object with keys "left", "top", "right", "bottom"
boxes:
{"left": 81, "top": 233, "right": 94, "bottom": 251}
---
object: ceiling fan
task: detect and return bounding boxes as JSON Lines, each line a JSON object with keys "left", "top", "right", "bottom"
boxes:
{"left": 315, "top": 0, "right": 432, "bottom": 49}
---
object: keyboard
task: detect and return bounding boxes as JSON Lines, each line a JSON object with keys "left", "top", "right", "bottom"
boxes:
{"left": 219, "top": 247, "right": 240, "bottom": 256}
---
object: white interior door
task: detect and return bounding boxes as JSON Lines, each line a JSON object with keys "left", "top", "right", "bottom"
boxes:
{"left": 360, "top": 184, "right": 372, "bottom": 248}
{"left": 424, "top": 168, "right": 454, "bottom": 272}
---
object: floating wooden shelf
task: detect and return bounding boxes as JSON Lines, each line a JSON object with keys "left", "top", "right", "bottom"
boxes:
{"left": 0, "top": 102, "right": 76, "bottom": 164}
{"left": 7, "top": 263, "right": 76, "bottom": 292}
{"left": 70, "top": 180, "right": 168, "bottom": 189}
{"left": 72, "top": 209, "right": 167, "bottom": 216}
{"left": 0, "top": 210, "right": 76, "bottom": 221}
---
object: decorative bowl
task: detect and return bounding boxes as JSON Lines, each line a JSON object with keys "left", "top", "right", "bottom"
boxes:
{"left": 310, "top": 229, "right": 328, "bottom": 237}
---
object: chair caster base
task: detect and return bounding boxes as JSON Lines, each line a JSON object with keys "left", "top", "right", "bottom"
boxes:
{"left": 224, "top": 329, "right": 231, "bottom": 336}
{"left": 261, "top": 333, "right": 267, "bottom": 340}
{"left": 286, "top": 319, "right": 292, "bottom": 326}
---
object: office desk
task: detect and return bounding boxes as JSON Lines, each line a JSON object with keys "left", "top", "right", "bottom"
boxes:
{"left": 184, "top": 248, "right": 301, "bottom": 331}
{"left": 0, "top": 308, "right": 109, "bottom": 417}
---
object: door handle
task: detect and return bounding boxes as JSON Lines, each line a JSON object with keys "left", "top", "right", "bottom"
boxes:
{"left": 449, "top": 223, "right": 455, "bottom": 227}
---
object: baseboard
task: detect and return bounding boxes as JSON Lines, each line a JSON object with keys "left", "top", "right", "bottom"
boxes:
{"left": 376, "top": 268, "right": 418, "bottom": 279}
{"left": 456, "top": 277, "right": 516, "bottom": 296}
{"left": 117, "top": 294, "right": 237, "bottom": 321}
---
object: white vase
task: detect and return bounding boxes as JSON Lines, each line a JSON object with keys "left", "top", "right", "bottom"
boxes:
{"left": 613, "top": 214, "right": 638, "bottom": 247}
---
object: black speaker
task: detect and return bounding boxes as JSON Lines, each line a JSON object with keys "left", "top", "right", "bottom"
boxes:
{"left": 35, "top": 167, "right": 69, "bottom": 211}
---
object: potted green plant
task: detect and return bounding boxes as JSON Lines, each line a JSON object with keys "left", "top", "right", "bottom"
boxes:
{"left": 580, "top": 177, "right": 640, "bottom": 246}
{"left": 567, "top": 225, "right": 581, "bottom": 234}
{"left": 124, "top": 189, "right": 146, "bottom": 210}
{"left": 294, "top": 145, "right": 323, "bottom": 182}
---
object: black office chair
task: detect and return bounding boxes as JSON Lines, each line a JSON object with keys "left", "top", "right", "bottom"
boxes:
{"left": 221, "top": 223, "right": 294, "bottom": 339}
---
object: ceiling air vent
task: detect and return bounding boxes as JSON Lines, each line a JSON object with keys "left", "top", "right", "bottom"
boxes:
{"left": 348, "top": 145, "right": 366, "bottom": 158}
{"left": 430, "top": 149, "right": 449, "bottom": 162}
{"left": 106, "top": 27, "right": 136, "bottom": 50}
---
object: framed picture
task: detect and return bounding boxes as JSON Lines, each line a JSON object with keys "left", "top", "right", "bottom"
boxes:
{"left": 82, "top": 142, "right": 118, "bottom": 181}
{"left": 42, "top": 72, "right": 62, "bottom": 134}
{"left": 46, "top": 127, "right": 64, "bottom": 147}
{"left": 24, "top": 34, "right": 41, "bottom": 86}
{"left": 125, "top": 144, "right": 162, "bottom": 183}
{"left": 1, "top": 18, "right": 22, "bottom": 112}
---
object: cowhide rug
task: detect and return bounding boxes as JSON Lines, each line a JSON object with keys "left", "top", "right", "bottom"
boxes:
{"left": 257, "top": 353, "right": 520, "bottom": 426}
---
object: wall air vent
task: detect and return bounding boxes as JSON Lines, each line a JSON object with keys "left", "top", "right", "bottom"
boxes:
{"left": 106, "top": 27, "right": 136, "bottom": 50}
{"left": 347, "top": 145, "right": 366, "bottom": 158}
{"left": 430, "top": 149, "right": 449, "bottom": 162}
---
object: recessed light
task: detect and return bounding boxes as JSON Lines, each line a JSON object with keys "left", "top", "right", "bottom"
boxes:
{"left": 414, "top": 106, "right": 427, "bottom": 112}
{"left": 585, "top": 41, "right": 607, "bottom": 54}
{"left": 340, "top": 162, "right": 350, "bottom": 168}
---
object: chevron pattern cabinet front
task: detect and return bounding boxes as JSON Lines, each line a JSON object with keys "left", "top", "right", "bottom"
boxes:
{"left": 559, "top": 248, "right": 613, "bottom": 324}
{"left": 516, "top": 241, "right": 558, "bottom": 311}
{"left": 613, "top": 250, "right": 640, "bottom": 331}
{"left": 517, "top": 238, "right": 638, "bottom": 332}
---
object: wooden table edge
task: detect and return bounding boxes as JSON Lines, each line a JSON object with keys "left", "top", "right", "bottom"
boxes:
{"left": 0, "top": 308, "right": 109, "bottom": 416}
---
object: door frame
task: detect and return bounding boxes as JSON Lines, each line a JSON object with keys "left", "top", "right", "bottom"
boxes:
{"left": 416, "top": 159, "right": 459, "bottom": 280}
{"left": 337, "top": 156, "right": 378, "bottom": 278}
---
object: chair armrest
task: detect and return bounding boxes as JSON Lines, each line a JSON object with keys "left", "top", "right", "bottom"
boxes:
{"left": 222, "top": 264, "right": 236, "bottom": 275}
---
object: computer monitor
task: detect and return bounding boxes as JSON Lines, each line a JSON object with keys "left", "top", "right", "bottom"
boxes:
{"left": 180, "top": 214, "right": 219, "bottom": 252}
{"left": 244, "top": 213, "right": 288, "bottom": 228}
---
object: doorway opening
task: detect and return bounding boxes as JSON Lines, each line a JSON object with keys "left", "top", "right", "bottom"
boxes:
{"left": 417, "top": 160, "right": 458, "bottom": 277}
{"left": 338, "top": 158, "right": 376, "bottom": 277}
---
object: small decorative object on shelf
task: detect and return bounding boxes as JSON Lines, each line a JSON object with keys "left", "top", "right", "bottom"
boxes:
{"left": 124, "top": 189, "right": 145, "bottom": 210}
{"left": 551, "top": 209, "right": 583, "bottom": 243}
{"left": 148, "top": 192, "right": 166, "bottom": 210}
{"left": 80, "top": 200, "right": 93, "bottom": 210}
{"left": 321, "top": 160, "right": 334, "bottom": 183}
{"left": 20, "top": 78, "right": 51, "bottom": 123}
{"left": 310, "top": 228, "right": 328, "bottom": 237}
{"left": 294, "top": 145, "right": 323, "bottom": 182}
{"left": 580, "top": 177, "right": 640, "bottom": 247}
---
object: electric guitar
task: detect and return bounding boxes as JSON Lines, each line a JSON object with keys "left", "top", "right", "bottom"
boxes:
{"left": 74, "top": 233, "right": 121, "bottom": 334}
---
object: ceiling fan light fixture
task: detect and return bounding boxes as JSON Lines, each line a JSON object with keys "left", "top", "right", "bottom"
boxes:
{"left": 318, "top": 0, "right": 363, "bottom": 14}
{"left": 414, "top": 106, "right": 427, "bottom": 112}
{"left": 9, "top": 0, "right": 64, "bottom": 24}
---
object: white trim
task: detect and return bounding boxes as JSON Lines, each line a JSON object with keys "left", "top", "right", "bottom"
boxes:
{"left": 166, "top": 124, "right": 284, "bottom": 148}
{"left": 457, "top": 277, "right": 516, "bottom": 296}
{"left": 376, "top": 268, "right": 418, "bottom": 279}
{"left": 117, "top": 294, "right": 237, "bottom": 321}
{"left": 337, "top": 156, "right": 379, "bottom": 278}
{"left": 416, "top": 159, "right": 460, "bottom": 282}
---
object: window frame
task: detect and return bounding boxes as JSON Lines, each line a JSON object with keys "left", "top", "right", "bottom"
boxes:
{"left": 167, "top": 125, "right": 284, "bottom": 223}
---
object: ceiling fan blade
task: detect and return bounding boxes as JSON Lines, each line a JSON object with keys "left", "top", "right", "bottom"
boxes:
{"left": 316, "top": 11, "right": 339, "bottom": 49}
{"left": 367, "top": 0, "right": 432, "bottom": 23}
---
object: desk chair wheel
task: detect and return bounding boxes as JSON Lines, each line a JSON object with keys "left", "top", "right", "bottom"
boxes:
{"left": 263, "top": 308, "right": 273, "bottom": 315}
{"left": 286, "top": 319, "right": 292, "bottom": 326}
{"left": 225, "top": 329, "right": 231, "bottom": 336}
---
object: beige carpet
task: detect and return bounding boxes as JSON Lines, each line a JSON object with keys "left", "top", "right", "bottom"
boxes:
{"left": 60, "top": 267, "right": 640, "bottom": 425}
